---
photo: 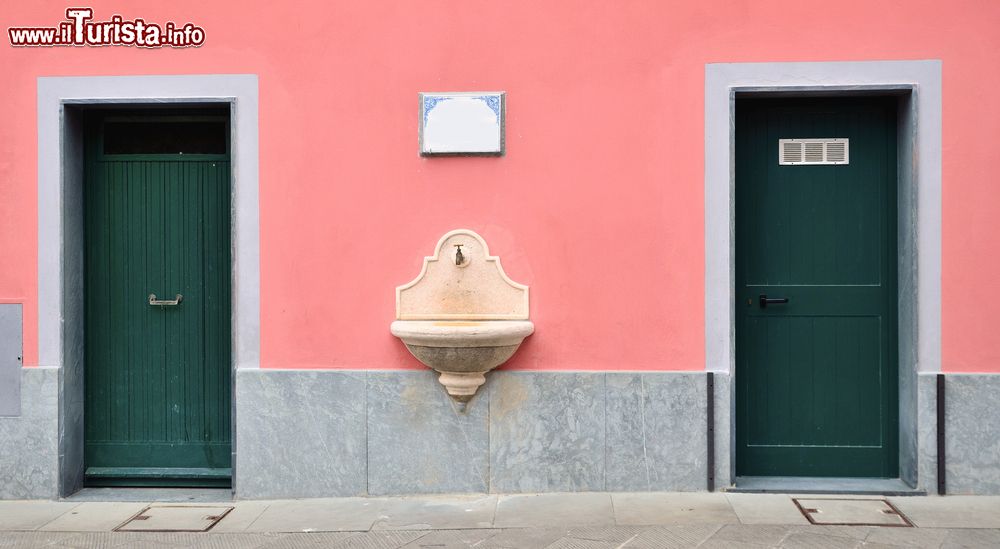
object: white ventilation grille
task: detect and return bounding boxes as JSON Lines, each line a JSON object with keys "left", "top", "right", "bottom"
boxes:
{"left": 779, "top": 138, "right": 849, "bottom": 165}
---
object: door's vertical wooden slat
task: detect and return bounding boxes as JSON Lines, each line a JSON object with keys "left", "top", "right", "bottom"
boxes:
{"left": 137, "top": 161, "right": 148, "bottom": 443}
{"left": 109, "top": 161, "right": 124, "bottom": 442}
{"left": 149, "top": 160, "right": 165, "bottom": 444}
{"left": 207, "top": 160, "right": 230, "bottom": 444}
{"left": 125, "top": 161, "right": 137, "bottom": 443}
{"left": 202, "top": 162, "right": 215, "bottom": 443}
{"left": 837, "top": 317, "right": 861, "bottom": 445}
{"left": 166, "top": 160, "right": 181, "bottom": 443}
{"left": 209, "top": 160, "right": 227, "bottom": 445}
{"left": 214, "top": 160, "right": 230, "bottom": 444}
{"left": 859, "top": 317, "right": 882, "bottom": 444}
{"left": 185, "top": 162, "right": 197, "bottom": 443}
{"left": 745, "top": 317, "right": 766, "bottom": 445}
{"left": 812, "top": 316, "right": 835, "bottom": 445}
{"left": 185, "top": 161, "right": 202, "bottom": 444}
{"left": 102, "top": 160, "right": 115, "bottom": 443}
{"left": 101, "top": 161, "right": 112, "bottom": 443}
{"left": 787, "top": 317, "right": 811, "bottom": 445}
{"left": 203, "top": 163, "right": 213, "bottom": 443}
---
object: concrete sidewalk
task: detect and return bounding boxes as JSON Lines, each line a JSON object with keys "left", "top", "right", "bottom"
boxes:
{"left": 1, "top": 491, "right": 999, "bottom": 548}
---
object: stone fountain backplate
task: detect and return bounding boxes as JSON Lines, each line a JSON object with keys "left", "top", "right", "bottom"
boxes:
{"left": 396, "top": 229, "right": 529, "bottom": 321}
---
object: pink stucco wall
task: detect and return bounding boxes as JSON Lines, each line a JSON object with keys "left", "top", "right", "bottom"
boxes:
{"left": 2, "top": 1, "right": 999, "bottom": 372}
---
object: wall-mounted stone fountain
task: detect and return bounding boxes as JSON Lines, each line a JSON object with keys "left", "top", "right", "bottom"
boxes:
{"left": 390, "top": 229, "right": 533, "bottom": 405}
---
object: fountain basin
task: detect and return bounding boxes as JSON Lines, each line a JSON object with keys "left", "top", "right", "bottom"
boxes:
{"left": 390, "top": 320, "right": 534, "bottom": 402}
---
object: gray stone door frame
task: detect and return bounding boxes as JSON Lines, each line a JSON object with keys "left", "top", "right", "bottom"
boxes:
{"left": 704, "top": 61, "right": 942, "bottom": 489}
{"left": 37, "top": 75, "right": 260, "bottom": 496}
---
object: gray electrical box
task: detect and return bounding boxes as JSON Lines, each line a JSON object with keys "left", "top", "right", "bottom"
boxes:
{"left": 0, "top": 304, "right": 22, "bottom": 417}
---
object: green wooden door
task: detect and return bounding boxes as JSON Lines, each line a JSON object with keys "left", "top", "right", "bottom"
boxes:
{"left": 83, "top": 110, "right": 232, "bottom": 486}
{"left": 736, "top": 97, "right": 898, "bottom": 478}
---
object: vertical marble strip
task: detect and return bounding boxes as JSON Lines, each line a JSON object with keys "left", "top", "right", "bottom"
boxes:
{"left": 916, "top": 373, "right": 939, "bottom": 493}
{"left": 713, "top": 372, "right": 733, "bottom": 489}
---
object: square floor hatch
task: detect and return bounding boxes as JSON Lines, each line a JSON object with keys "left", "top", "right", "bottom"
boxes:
{"left": 792, "top": 498, "right": 913, "bottom": 527}
{"left": 114, "top": 505, "right": 233, "bottom": 532}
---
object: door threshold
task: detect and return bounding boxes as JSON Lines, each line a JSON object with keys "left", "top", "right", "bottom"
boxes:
{"left": 84, "top": 467, "right": 232, "bottom": 488}
{"left": 729, "top": 476, "right": 925, "bottom": 496}
{"left": 63, "top": 487, "right": 233, "bottom": 503}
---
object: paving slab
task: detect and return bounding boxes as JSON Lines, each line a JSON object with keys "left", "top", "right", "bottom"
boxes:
{"left": 333, "top": 530, "right": 429, "bottom": 548}
{"left": 621, "top": 524, "right": 723, "bottom": 548}
{"left": 372, "top": 495, "right": 497, "bottom": 530}
{"left": 211, "top": 501, "right": 272, "bottom": 533}
{"left": 697, "top": 540, "right": 771, "bottom": 549}
{"left": 941, "top": 528, "right": 1000, "bottom": 548}
{"left": 864, "top": 526, "right": 949, "bottom": 548}
{"left": 612, "top": 493, "right": 739, "bottom": 526}
{"left": 787, "top": 524, "right": 873, "bottom": 541}
{"left": 708, "top": 524, "right": 791, "bottom": 546}
{"left": 244, "top": 498, "right": 385, "bottom": 533}
{"left": 398, "top": 528, "right": 499, "bottom": 548}
{"left": 474, "top": 527, "right": 572, "bottom": 549}
{"left": 543, "top": 538, "right": 620, "bottom": 549}
{"left": 494, "top": 493, "right": 614, "bottom": 528}
{"left": 545, "top": 537, "right": 621, "bottom": 549}
{"left": 888, "top": 495, "right": 1000, "bottom": 528}
{"left": 726, "top": 493, "right": 809, "bottom": 525}
{"left": 189, "top": 533, "right": 286, "bottom": 548}
{"left": 564, "top": 525, "right": 642, "bottom": 543}
{"left": 0, "top": 531, "right": 81, "bottom": 547}
{"left": 49, "top": 531, "right": 214, "bottom": 548}
{"left": 778, "top": 531, "right": 860, "bottom": 548}
{"left": 39, "top": 502, "right": 149, "bottom": 532}
{"left": 257, "top": 532, "right": 359, "bottom": 548}
{"left": 0, "top": 501, "right": 79, "bottom": 531}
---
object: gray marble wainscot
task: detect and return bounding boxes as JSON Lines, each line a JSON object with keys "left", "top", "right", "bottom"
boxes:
{"left": 235, "top": 369, "right": 367, "bottom": 498}
{"left": 605, "top": 373, "right": 707, "bottom": 491}
{"left": 367, "top": 371, "right": 489, "bottom": 495}
{"left": 0, "top": 368, "right": 59, "bottom": 499}
{"left": 943, "top": 374, "right": 1000, "bottom": 494}
{"left": 488, "top": 372, "right": 606, "bottom": 493}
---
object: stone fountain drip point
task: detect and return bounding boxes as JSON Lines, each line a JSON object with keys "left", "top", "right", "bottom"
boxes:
{"left": 390, "top": 229, "right": 533, "bottom": 405}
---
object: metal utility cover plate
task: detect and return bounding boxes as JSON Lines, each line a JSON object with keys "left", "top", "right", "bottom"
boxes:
{"left": 793, "top": 498, "right": 913, "bottom": 527}
{"left": 115, "top": 505, "right": 233, "bottom": 532}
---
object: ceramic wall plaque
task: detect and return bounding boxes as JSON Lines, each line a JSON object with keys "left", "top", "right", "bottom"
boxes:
{"left": 419, "top": 92, "right": 505, "bottom": 156}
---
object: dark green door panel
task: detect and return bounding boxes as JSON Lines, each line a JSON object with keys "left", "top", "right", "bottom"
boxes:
{"left": 84, "top": 111, "right": 231, "bottom": 486}
{"left": 736, "top": 98, "right": 898, "bottom": 478}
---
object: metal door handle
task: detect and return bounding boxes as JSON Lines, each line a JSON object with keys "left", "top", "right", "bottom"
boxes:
{"left": 149, "top": 293, "right": 183, "bottom": 306}
{"left": 759, "top": 294, "right": 788, "bottom": 308}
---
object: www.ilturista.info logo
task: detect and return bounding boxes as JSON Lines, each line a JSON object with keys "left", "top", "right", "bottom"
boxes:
{"left": 9, "top": 8, "right": 205, "bottom": 48}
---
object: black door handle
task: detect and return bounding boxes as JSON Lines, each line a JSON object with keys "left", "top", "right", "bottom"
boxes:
{"left": 759, "top": 294, "right": 789, "bottom": 308}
